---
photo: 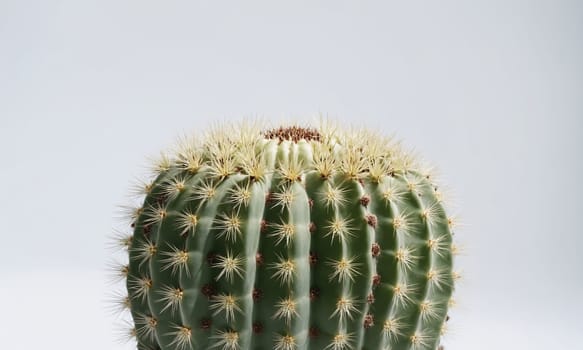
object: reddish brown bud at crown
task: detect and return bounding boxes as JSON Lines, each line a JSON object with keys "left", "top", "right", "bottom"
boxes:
{"left": 263, "top": 126, "right": 322, "bottom": 143}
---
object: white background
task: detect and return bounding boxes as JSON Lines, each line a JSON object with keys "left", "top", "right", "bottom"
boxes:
{"left": 1, "top": 1, "right": 581, "bottom": 349}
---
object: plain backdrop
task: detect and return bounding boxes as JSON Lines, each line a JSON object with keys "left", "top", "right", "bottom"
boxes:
{"left": 0, "top": 1, "right": 581, "bottom": 349}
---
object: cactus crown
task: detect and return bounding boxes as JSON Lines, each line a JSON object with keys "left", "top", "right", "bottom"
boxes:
{"left": 263, "top": 126, "right": 322, "bottom": 142}
{"left": 111, "top": 120, "right": 458, "bottom": 350}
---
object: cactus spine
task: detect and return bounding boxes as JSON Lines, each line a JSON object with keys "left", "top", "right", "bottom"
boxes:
{"left": 111, "top": 122, "right": 458, "bottom": 350}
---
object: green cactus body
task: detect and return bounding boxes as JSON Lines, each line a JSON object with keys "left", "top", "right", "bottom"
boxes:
{"left": 114, "top": 123, "right": 457, "bottom": 350}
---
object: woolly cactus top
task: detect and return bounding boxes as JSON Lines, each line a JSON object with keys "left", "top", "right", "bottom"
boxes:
{"left": 112, "top": 121, "right": 459, "bottom": 350}
{"left": 151, "top": 122, "right": 427, "bottom": 182}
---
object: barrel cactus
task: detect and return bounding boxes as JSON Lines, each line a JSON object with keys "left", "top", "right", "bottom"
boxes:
{"left": 110, "top": 121, "right": 459, "bottom": 350}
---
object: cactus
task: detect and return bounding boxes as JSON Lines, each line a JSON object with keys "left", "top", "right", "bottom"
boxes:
{"left": 110, "top": 121, "right": 458, "bottom": 350}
